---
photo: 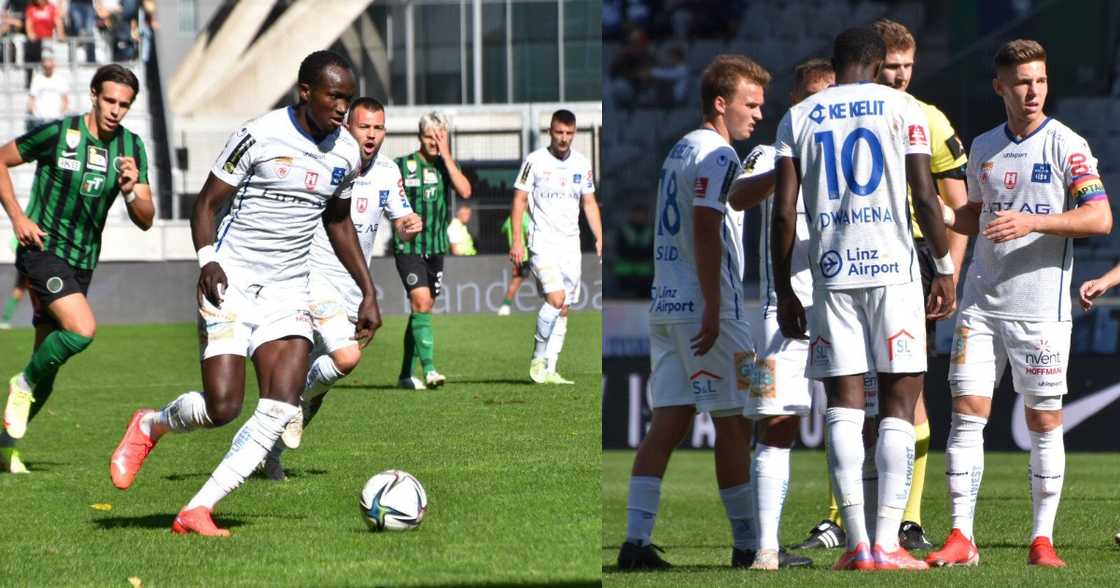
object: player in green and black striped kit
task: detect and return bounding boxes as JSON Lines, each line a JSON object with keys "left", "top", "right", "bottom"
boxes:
{"left": 394, "top": 111, "right": 472, "bottom": 389}
{"left": 0, "top": 64, "right": 153, "bottom": 473}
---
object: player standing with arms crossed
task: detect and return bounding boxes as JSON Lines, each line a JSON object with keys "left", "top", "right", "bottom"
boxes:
{"left": 394, "top": 111, "right": 472, "bottom": 390}
{"left": 0, "top": 64, "right": 152, "bottom": 474}
{"left": 261, "top": 97, "right": 422, "bottom": 479}
{"left": 618, "top": 55, "right": 773, "bottom": 571}
{"left": 510, "top": 109, "right": 601, "bottom": 385}
{"left": 772, "top": 28, "right": 955, "bottom": 570}
{"left": 109, "top": 51, "right": 378, "bottom": 536}
{"left": 927, "top": 39, "right": 1111, "bottom": 569}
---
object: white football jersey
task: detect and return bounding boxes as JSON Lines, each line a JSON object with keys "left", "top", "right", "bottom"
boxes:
{"left": 308, "top": 151, "right": 412, "bottom": 309}
{"left": 513, "top": 147, "right": 595, "bottom": 250}
{"left": 962, "top": 117, "right": 1107, "bottom": 322}
{"left": 743, "top": 144, "right": 813, "bottom": 313}
{"left": 775, "top": 83, "right": 930, "bottom": 289}
{"left": 650, "top": 128, "right": 744, "bottom": 324}
{"left": 211, "top": 107, "right": 361, "bottom": 288}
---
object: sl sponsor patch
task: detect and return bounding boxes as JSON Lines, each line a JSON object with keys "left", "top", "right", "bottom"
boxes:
{"left": 809, "top": 336, "right": 832, "bottom": 367}
{"left": 887, "top": 329, "right": 916, "bottom": 361}
{"left": 378, "top": 189, "right": 390, "bottom": 207}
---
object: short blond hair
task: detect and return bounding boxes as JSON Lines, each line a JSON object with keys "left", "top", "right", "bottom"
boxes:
{"left": 418, "top": 111, "right": 450, "bottom": 136}
{"left": 699, "top": 54, "right": 770, "bottom": 118}
{"left": 994, "top": 39, "right": 1046, "bottom": 72}
{"left": 872, "top": 18, "right": 915, "bottom": 53}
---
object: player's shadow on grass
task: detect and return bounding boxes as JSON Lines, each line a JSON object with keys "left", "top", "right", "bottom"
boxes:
{"left": 162, "top": 469, "right": 329, "bottom": 482}
{"left": 92, "top": 513, "right": 246, "bottom": 530}
{"left": 23, "top": 461, "right": 70, "bottom": 472}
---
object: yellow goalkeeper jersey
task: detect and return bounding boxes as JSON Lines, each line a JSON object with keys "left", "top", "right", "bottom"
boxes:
{"left": 911, "top": 100, "right": 967, "bottom": 239}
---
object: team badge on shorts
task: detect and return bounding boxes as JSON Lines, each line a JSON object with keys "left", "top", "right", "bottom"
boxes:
{"left": 46, "top": 276, "right": 63, "bottom": 294}
{"left": 406, "top": 273, "right": 419, "bottom": 286}
{"left": 951, "top": 326, "right": 970, "bottom": 364}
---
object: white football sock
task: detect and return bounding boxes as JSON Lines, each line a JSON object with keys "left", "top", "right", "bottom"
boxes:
{"left": 544, "top": 315, "right": 567, "bottom": 372}
{"left": 754, "top": 443, "right": 790, "bottom": 551}
{"left": 145, "top": 391, "right": 212, "bottom": 436}
{"left": 185, "top": 398, "right": 298, "bottom": 510}
{"left": 719, "top": 481, "right": 758, "bottom": 551}
{"left": 946, "top": 412, "right": 986, "bottom": 539}
{"left": 534, "top": 303, "right": 562, "bottom": 359}
{"left": 826, "top": 406, "right": 869, "bottom": 549}
{"left": 875, "top": 417, "right": 915, "bottom": 552}
{"left": 305, "top": 354, "right": 344, "bottom": 402}
{"left": 862, "top": 446, "right": 878, "bottom": 544}
{"left": 1029, "top": 426, "right": 1064, "bottom": 540}
{"left": 625, "top": 475, "right": 662, "bottom": 546}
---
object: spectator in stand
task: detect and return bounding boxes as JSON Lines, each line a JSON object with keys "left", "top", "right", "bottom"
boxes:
{"left": 24, "top": 0, "right": 64, "bottom": 86}
{"left": 609, "top": 28, "right": 653, "bottom": 107}
{"left": 67, "top": 0, "right": 98, "bottom": 62}
{"left": 650, "top": 43, "right": 688, "bottom": 107}
{"left": 1, "top": 1, "right": 25, "bottom": 37}
{"left": 613, "top": 204, "right": 653, "bottom": 298}
{"left": 448, "top": 204, "right": 477, "bottom": 256}
{"left": 26, "top": 49, "right": 69, "bottom": 131}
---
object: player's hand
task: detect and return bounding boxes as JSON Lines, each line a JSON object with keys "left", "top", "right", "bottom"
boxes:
{"left": 13, "top": 214, "right": 45, "bottom": 249}
{"left": 926, "top": 274, "right": 956, "bottom": 320}
{"left": 776, "top": 292, "right": 807, "bottom": 340}
{"left": 197, "top": 262, "right": 228, "bottom": 307}
{"left": 435, "top": 129, "right": 451, "bottom": 159}
{"left": 690, "top": 305, "right": 720, "bottom": 356}
{"left": 399, "top": 213, "right": 422, "bottom": 238}
{"left": 353, "top": 294, "right": 382, "bottom": 347}
{"left": 1080, "top": 279, "right": 1109, "bottom": 311}
{"left": 115, "top": 156, "right": 138, "bottom": 194}
{"left": 510, "top": 240, "right": 526, "bottom": 265}
{"left": 983, "top": 210, "right": 1035, "bottom": 243}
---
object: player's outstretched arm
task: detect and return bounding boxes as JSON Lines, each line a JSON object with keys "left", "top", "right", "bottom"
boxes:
{"left": 907, "top": 153, "right": 956, "bottom": 320}
{"left": 771, "top": 156, "right": 806, "bottom": 339}
{"left": 324, "top": 196, "right": 381, "bottom": 343}
{"left": 191, "top": 173, "right": 237, "bottom": 306}
{"left": 727, "top": 170, "right": 774, "bottom": 211}
{"left": 691, "top": 206, "right": 722, "bottom": 355}
{"left": 1079, "top": 263, "right": 1120, "bottom": 310}
{"left": 581, "top": 192, "right": 603, "bottom": 259}
{"left": 509, "top": 189, "right": 529, "bottom": 264}
{"left": 0, "top": 141, "right": 44, "bottom": 249}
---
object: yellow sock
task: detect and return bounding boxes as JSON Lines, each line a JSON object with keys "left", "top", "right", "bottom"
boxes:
{"left": 903, "top": 419, "right": 931, "bottom": 524}
{"left": 828, "top": 479, "right": 842, "bottom": 527}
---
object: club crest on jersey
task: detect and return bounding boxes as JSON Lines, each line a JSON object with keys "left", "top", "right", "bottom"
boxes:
{"left": 980, "top": 161, "right": 993, "bottom": 182}
{"left": 65, "top": 128, "right": 81, "bottom": 149}
{"left": 305, "top": 171, "right": 319, "bottom": 191}
{"left": 1004, "top": 171, "right": 1018, "bottom": 189}
{"left": 1031, "top": 163, "right": 1051, "bottom": 183}
{"left": 357, "top": 197, "right": 368, "bottom": 213}
{"left": 407, "top": 159, "right": 418, "bottom": 174}
{"left": 908, "top": 125, "right": 928, "bottom": 146}
{"left": 379, "top": 189, "right": 390, "bottom": 207}
{"left": 331, "top": 166, "right": 346, "bottom": 186}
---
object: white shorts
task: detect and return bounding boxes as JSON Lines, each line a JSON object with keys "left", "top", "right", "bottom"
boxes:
{"left": 948, "top": 311, "right": 1069, "bottom": 405}
{"left": 530, "top": 246, "right": 581, "bottom": 304}
{"left": 746, "top": 312, "right": 812, "bottom": 417}
{"left": 649, "top": 319, "right": 754, "bottom": 416}
{"left": 308, "top": 271, "right": 359, "bottom": 355}
{"left": 807, "top": 280, "right": 927, "bottom": 378}
{"left": 197, "top": 277, "right": 312, "bottom": 360}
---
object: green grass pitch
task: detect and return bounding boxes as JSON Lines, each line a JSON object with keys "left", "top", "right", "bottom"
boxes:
{"left": 0, "top": 312, "right": 600, "bottom": 587}
{"left": 603, "top": 448, "right": 1120, "bottom": 586}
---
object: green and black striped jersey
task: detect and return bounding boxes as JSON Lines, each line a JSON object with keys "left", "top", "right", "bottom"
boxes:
{"left": 393, "top": 151, "right": 452, "bottom": 256}
{"left": 17, "top": 115, "right": 149, "bottom": 269}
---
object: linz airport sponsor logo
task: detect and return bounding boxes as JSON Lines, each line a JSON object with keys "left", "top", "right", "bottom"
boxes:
{"left": 650, "top": 286, "right": 694, "bottom": 314}
{"left": 844, "top": 247, "right": 899, "bottom": 278}
{"left": 1024, "top": 338, "right": 1062, "bottom": 376}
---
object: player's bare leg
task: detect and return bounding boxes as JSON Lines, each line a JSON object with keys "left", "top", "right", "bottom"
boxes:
{"left": 172, "top": 337, "right": 308, "bottom": 536}
{"left": 823, "top": 375, "right": 874, "bottom": 570}
{"left": 870, "top": 372, "right": 927, "bottom": 570}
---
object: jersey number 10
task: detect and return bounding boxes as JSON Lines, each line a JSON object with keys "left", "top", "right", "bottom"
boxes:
{"left": 814, "top": 128, "right": 884, "bottom": 199}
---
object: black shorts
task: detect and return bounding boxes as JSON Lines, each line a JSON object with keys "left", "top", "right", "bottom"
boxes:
{"left": 914, "top": 238, "right": 936, "bottom": 354}
{"left": 512, "top": 259, "right": 531, "bottom": 278}
{"left": 15, "top": 247, "right": 93, "bottom": 326}
{"left": 395, "top": 253, "right": 444, "bottom": 298}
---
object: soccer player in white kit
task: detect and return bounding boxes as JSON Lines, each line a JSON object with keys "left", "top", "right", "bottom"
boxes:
{"left": 618, "top": 55, "right": 772, "bottom": 571}
{"left": 108, "top": 52, "right": 380, "bottom": 536}
{"left": 927, "top": 39, "right": 1112, "bottom": 569}
{"left": 727, "top": 58, "right": 834, "bottom": 570}
{"left": 772, "top": 28, "right": 956, "bottom": 570}
{"left": 510, "top": 109, "right": 601, "bottom": 385}
{"left": 260, "top": 97, "right": 423, "bottom": 480}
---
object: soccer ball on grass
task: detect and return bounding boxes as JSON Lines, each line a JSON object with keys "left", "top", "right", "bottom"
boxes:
{"left": 359, "top": 469, "right": 428, "bottom": 531}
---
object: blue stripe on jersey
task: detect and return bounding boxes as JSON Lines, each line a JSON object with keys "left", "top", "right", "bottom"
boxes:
{"left": 1002, "top": 117, "right": 1052, "bottom": 144}
{"left": 215, "top": 180, "right": 249, "bottom": 250}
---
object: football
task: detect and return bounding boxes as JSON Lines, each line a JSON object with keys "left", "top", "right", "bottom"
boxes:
{"left": 359, "top": 469, "right": 428, "bottom": 531}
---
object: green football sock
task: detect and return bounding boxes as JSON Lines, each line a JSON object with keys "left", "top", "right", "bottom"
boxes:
{"left": 23, "top": 330, "right": 92, "bottom": 387}
{"left": 2, "top": 296, "right": 18, "bottom": 322}
{"left": 399, "top": 314, "right": 416, "bottom": 378}
{"left": 27, "top": 369, "right": 57, "bottom": 422}
{"left": 411, "top": 312, "right": 435, "bottom": 372}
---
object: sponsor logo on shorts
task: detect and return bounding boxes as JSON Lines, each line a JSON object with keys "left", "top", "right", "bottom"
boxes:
{"left": 199, "top": 306, "right": 236, "bottom": 341}
{"left": 809, "top": 336, "right": 831, "bottom": 367}
{"left": 1024, "top": 338, "right": 1063, "bottom": 376}
{"left": 887, "top": 329, "right": 916, "bottom": 361}
{"left": 45, "top": 276, "right": 63, "bottom": 294}
{"left": 689, "top": 369, "right": 721, "bottom": 400}
{"left": 751, "top": 357, "right": 776, "bottom": 399}
{"left": 406, "top": 273, "right": 419, "bottom": 286}
{"left": 1004, "top": 171, "right": 1018, "bottom": 190}
{"left": 309, "top": 300, "right": 342, "bottom": 322}
{"left": 296, "top": 310, "right": 312, "bottom": 324}
{"left": 951, "top": 326, "right": 969, "bottom": 364}
{"left": 734, "top": 351, "right": 754, "bottom": 392}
